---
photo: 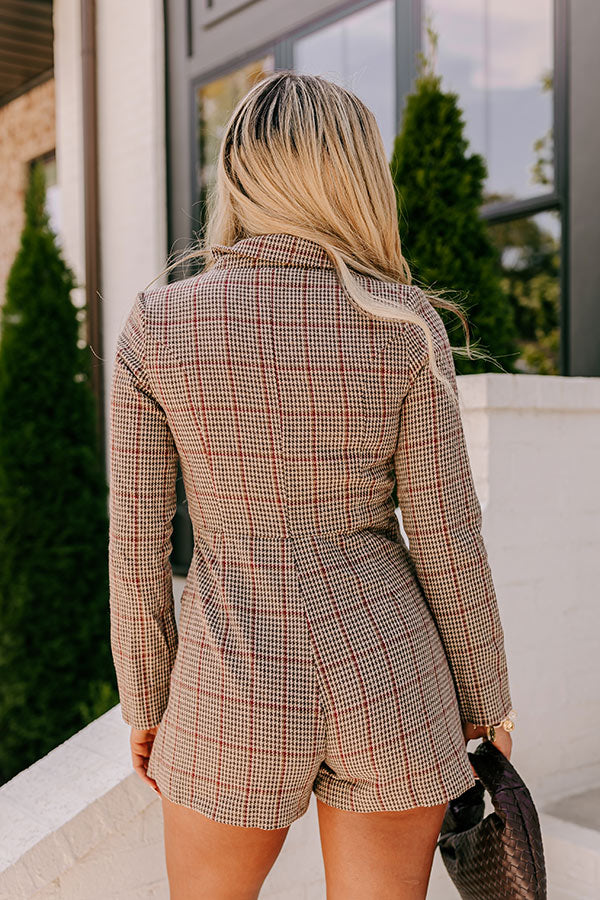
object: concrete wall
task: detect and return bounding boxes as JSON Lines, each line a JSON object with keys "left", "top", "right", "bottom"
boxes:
{"left": 456, "top": 373, "right": 600, "bottom": 804}
{"left": 0, "top": 78, "right": 55, "bottom": 306}
{"left": 1, "top": 372, "right": 599, "bottom": 899}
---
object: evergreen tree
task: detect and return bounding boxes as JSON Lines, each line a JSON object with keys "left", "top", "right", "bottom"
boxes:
{"left": 0, "top": 162, "right": 118, "bottom": 784}
{"left": 390, "top": 24, "right": 520, "bottom": 373}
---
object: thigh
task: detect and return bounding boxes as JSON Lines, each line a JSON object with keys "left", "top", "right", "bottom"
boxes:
{"left": 316, "top": 796, "right": 448, "bottom": 900}
{"left": 161, "top": 795, "right": 290, "bottom": 900}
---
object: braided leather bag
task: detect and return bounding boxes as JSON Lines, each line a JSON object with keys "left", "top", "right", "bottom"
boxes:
{"left": 437, "top": 739, "right": 547, "bottom": 899}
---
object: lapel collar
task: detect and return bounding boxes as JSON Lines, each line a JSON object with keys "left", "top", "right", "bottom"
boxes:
{"left": 210, "top": 232, "right": 335, "bottom": 270}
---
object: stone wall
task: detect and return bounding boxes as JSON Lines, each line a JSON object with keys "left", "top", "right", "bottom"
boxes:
{"left": 0, "top": 78, "right": 55, "bottom": 306}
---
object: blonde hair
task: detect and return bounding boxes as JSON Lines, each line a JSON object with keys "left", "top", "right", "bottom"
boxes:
{"left": 152, "top": 70, "right": 493, "bottom": 403}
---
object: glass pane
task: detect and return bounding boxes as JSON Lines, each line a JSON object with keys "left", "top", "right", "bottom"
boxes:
{"left": 424, "top": 0, "right": 553, "bottom": 201}
{"left": 196, "top": 55, "right": 275, "bottom": 220}
{"left": 44, "top": 161, "right": 61, "bottom": 242}
{"left": 488, "top": 209, "right": 561, "bottom": 374}
{"left": 293, "top": 0, "right": 396, "bottom": 158}
{"left": 31, "top": 153, "right": 61, "bottom": 243}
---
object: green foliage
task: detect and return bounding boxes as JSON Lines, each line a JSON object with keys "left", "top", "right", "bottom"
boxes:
{"left": 488, "top": 214, "right": 560, "bottom": 375}
{"left": 389, "top": 25, "right": 520, "bottom": 374}
{"left": 0, "top": 162, "right": 118, "bottom": 784}
{"left": 531, "top": 69, "right": 554, "bottom": 190}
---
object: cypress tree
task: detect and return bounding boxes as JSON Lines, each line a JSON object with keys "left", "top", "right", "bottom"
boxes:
{"left": 390, "top": 25, "right": 520, "bottom": 373}
{"left": 0, "top": 162, "right": 118, "bottom": 784}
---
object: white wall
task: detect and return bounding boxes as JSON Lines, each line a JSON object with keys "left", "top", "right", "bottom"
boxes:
{"left": 460, "top": 373, "right": 600, "bottom": 804}
{"left": 53, "top": 0, "right": 85, "bottom": 309}
{"left": 2, "top": 373, "right": 599, "bottom": 899}
{"left": 95, "top": 0, "right": 168, "bottom": 355}
{"left": 53, "top": 0, "right": 168, "bottom": 483}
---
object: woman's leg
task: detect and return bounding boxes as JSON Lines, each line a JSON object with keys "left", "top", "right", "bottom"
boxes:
{"left": 161, "top": 795, "right": 291, "bottom": 900}
{"left": 316, "top": 797, "right": 448, "bottom": 900}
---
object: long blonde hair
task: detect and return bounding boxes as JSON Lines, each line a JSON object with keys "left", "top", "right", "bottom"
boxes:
{"left": 152, "top": 70, "right": 491, "bottom": 402}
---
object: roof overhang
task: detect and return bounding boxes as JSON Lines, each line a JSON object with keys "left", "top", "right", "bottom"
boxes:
{"left": 0, "top": 0, "right": 53, "bottom": 107}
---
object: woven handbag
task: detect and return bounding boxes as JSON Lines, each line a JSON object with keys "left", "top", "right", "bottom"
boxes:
{"left": 437, "top": 739, "right": 547, "bottom": 899}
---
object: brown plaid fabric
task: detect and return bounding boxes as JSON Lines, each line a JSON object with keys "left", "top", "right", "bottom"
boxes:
{"left": 108, "top": 232, "right": 513, "bottom": 829}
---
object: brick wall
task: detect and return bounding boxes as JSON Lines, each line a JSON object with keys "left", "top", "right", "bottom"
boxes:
{"left": 0, "top": 78, "right": 55, "bottom": 307}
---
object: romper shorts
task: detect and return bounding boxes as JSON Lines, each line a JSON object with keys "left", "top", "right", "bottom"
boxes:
{"left": 147, "top": 521, "right": 477, "bottom": 830}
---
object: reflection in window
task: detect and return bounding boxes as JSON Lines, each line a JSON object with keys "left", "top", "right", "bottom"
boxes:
{"left": 30, "top": 151, "right": 61, "bottom": 243}
{"left": 293, "top": 0, "right": 395, "bottom": 158}
{"left": 488, "top": 210, "right": 560, "bottom": 374}
{"left": 424, "top": 0, "right": 554, "bottom": 201}
{"left": 196, "top": 55, "right": 275, "bottom": 226}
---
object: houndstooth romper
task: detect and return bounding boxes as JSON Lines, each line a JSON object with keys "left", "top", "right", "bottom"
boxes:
{"left": 108, "top": 232, "right": 513, "bottom": 830}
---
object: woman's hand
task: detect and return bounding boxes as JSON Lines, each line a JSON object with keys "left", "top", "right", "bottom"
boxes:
{"left": 462, "top": 720, "right": 513, "bottom": 774}
{"left": 130, "top": 726, "right": 161, "bottom": 795}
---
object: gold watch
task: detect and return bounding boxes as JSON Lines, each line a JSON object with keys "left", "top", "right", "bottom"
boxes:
{"left": 484, "top": 708, "right": 517, "bottom": 742}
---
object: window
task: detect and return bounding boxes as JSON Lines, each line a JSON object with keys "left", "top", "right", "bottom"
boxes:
{"left": 423, "top": 0, "right": 554, "bottom": 202}
{"left": 195, "top": 55, "right": 275, "bottom": 231}
{"left": 30, "top": 150, "right": 61, "bottom": 242}
{"left": 188, "top": 1, "right": 563, "bottom": 376}
{"left": 423, "top": 0, "right": 562, "bottom": 375}
{"left": 293, "top": 0, "right": 396, "bottom": 158}
{"left": 488, "top": 210, "right": 560, "bottom": 374}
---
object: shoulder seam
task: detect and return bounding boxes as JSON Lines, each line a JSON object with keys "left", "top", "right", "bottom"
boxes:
{"left": 136, "top": 290, "right": 148, "bottom": 375}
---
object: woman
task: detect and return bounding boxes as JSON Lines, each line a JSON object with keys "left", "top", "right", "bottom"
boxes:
{"left": 109, "top": 71, "right": 514, "bottom": 899}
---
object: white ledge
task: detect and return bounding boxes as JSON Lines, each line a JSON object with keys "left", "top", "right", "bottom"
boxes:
{"left": 0, "top": 706, "right": 154, "bottom": 898}
{"left": 457, "top": 372, "right": 600, "bottom": 412}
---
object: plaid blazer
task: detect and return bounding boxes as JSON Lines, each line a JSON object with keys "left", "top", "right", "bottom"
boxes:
{"left": 108, "top": 232, "right": 513, "bottom": 738}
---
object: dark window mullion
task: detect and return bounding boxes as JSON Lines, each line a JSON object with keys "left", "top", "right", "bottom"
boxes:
{"left": 395, "top": 0, "right": 421, "bottom": 133}
{"left": 480, "top": 192, "right": 560, "bottom": 225}
{"left": 275, "top": 38, "right": 293, "bottom": 70}
{"left": 554, "top": 0, "right": 570, "bottom": 375}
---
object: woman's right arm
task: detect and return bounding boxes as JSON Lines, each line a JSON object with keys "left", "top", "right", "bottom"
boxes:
{"left": 393, "top": 317, "right": 513, "bottom": 730}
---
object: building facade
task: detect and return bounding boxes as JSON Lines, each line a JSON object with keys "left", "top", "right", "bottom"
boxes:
{"left": 2, "top": 8, "right": 600, "bottom": 894}
{"left": 2, "top": 0, "right": 599, "bottom": 570}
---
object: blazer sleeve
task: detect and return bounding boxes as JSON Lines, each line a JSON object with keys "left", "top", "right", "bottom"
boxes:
{"left": 108, "top": 291, "right": 179, "bottom": 729}
{"left": 393, "top": 327, "right": 513, "bottom": 727}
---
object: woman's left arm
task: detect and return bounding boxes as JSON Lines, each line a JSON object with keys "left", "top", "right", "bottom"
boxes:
{"left": 108, "top": 290, "right": 179, "bottom": 731}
